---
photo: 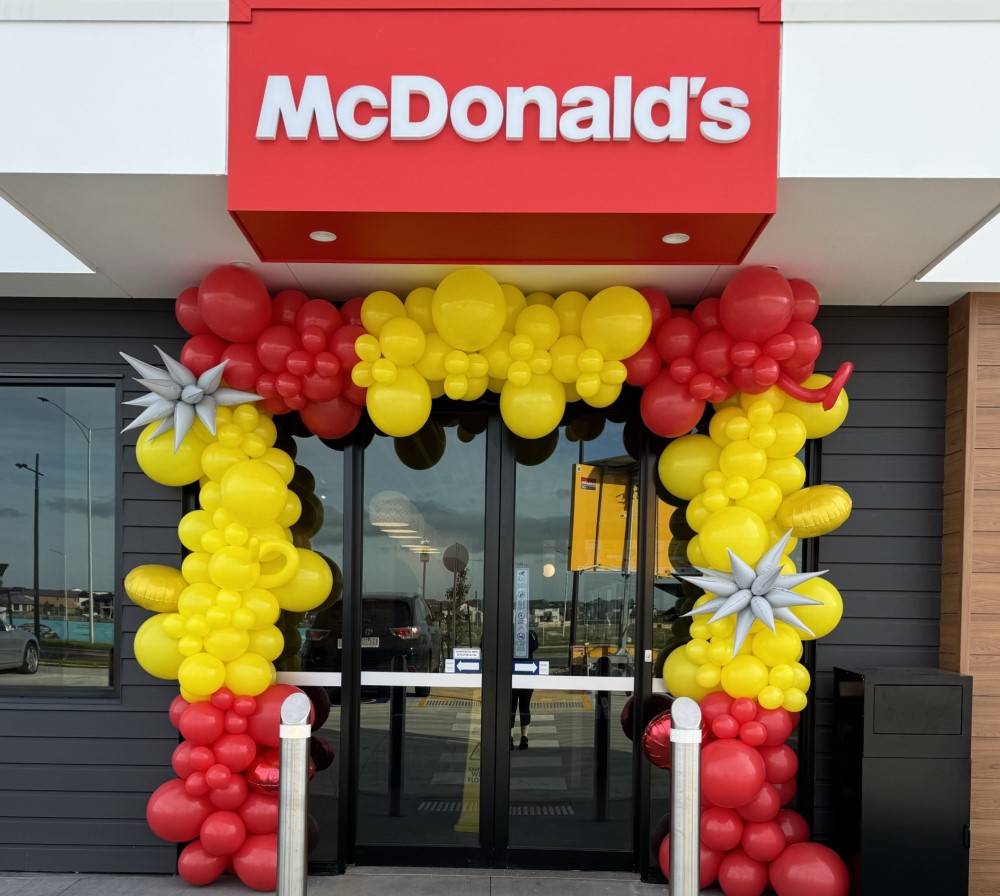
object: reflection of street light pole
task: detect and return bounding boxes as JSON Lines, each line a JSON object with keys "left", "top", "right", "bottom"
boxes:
{"left": 50, "top": 548, "right": 67, "bottom": 634}
{"left": 38, "top": 397, "right": 95, "bottom": 643}
{"left": 15, "top": 455, "right": 42, "bottom": 643}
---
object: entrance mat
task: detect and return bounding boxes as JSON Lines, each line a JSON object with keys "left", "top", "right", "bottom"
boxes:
{"left": 418, "top": 800, "right": 575, "bottom": 816}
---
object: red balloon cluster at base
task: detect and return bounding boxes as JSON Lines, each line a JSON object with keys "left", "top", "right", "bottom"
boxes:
{"left": 646, "top": 693, "right": 848, "bottom": 896}
{"left": 149, "top": 684, "right": 331, "bottom": 891}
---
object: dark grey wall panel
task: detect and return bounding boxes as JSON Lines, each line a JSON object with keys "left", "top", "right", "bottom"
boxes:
{"left": 0, "top": 298, "right": 185, "bottom": 873}
{"left": 811, "top": 306, "right": 946, "bottom": 841}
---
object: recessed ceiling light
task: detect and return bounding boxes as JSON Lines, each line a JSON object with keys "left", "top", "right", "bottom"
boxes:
{"left": 661, "top": 232, "right": 690, "bottom": 245}
{"left": 309, "top": 230, "right": 337, "bottom": 243}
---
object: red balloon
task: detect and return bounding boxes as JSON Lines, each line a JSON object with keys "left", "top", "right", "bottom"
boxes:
{"left": 700, "top": 806, "right": 744, "bottom": 852}
{"left": 729, "top": 340, "right": 761, "bottom": 368}
{"left": 730, "top": 698, "right": 757, "bottom": 724}
{"left": 299, "top": 325, "right": 327, "bottom": 354}
{"left": 689, "top": 372, "right": 716, "bottom": 401}
{"left": 208, "top": 772, "right": 249, "bottom": 811}
{"left": 756, "top": 707, "right": 793, "bottom": 746}
{"left": 738, "top": 782, "right": 781, "bottom": 822}
{"left": 738, "top": 721, "right": 767, "bottom": 748}
{"left": 314, "top": 351, "right": 341, "bottom": 378}
{"left": 260, "top": 395, "right": 290, "bottom": 416}
{"left": 781, "top": 362, "right": 815, "bottom": 384}
{"left": 640, "top": 371, "right": 706, "bottom": 439}
{"left": 669, "top": 357, "right": 698, "bottom": 384}
{"left": 693, "top": 329, "right": 735, "bottom": 377}
{"left": 699, "top": 692, "right": 734, "bottom": 731}
{"left": 180, "top": 701, "right": 225, "bottom": 746}
{"left": 248, "top": 686, "right": 313, "bottom": 746}
{"left": 711, "top": 713, "right": 740, "bottom": 740}
{"left": 701, "top": 739, "right": 766, "bottom": 808}
{"left": 296, "top": 298, "right": 342, "bottom": 337}
{"left": 169, "top": 694, "right": 190, "bottom": 730}
{"left": 656, "top": 317, "right": 702, "bottom": 363}
{"left": 328, "top": 323, "right": 365, "bottom": 370}
{"left": 205, "top": 763, "right": 233, "bottom": 791}
{"left": 785, "top": 321, "right": 822, "bottom": 367}
{"left": 764, "top": 332, "right": 797, "bottom": 361}
{"left": 624, "top": 341, "right": 662, "bottom": 387}
{"left": 302, "top": 370, "right": 343, "bottom": 402}
{"left": 300, "top": 685, "right": 332, "bottom": 729}
{"left": 286, "top": 393, "right": 307, "bottom": 410}
{"left": 691, "top": 297, "right": 722, "bottom": 333}
{"left": 759, "top": 744, "right": 798, "bottom": 784}
{"left": 257, "top": 325, "right": 301, "bottom": 374}
{"left": 720, "top": 267, "right": 794, "bottom": 344}
{"left": 198, "top": 265, "right": 272, "bottom": 343}
{"left": 671, "top": 307, "right": 692, "bottom": 319}
{"left": 189, "top": 746, "right": 216, "bottom": 772}
{"left": 641, "top": 710, "right": 674, "bottom": 770}
{"left": 730, "top": 365, "right": 768, "bottom": 395}
{"left": 181, "top": 333, "right": 228, "bottom": 378}
{"left": 232, "top": 832, "right": 278, "bottom": 892}
{"left": 741, "top": 820, "right": 786, "bottom": 863}
{"left": 788, "top": 278, "right": 821, "bottom": 323}
{"left": 299, "top": 394, "right": 362, "bottom": 440}
{"left": 239, "top": 791, "right": 280, "bottom": 835}
{"left": 221, "top": 343, "right": 266, "bottom": 391}
{"left": 751, "top": 355, "right": 780, "bottom": 386}
{"left": 341, "top": 378, "right": 368, "bottom": 407}
{"left": 147, "top": 778, "right": 215, "bottom": 843}
{"left": 172, "top": 742, "right": 197, "bottom": 780}
{"left": 185, "top": 771, "right": 210, "bottom": 797}
{"left": 271, "top": 290, "right": 309, "bottom": 326}
{"left": 200, "top": 809, "right": 247, "bottom": 857}
{"left": 255, "top": 371, "right": 277, "bottom": 399}
{"left": 176, "top": 286, "right": 209, "bottom": 336}
{"left": 286, "top": 349, "right": 315, "bottom": 377}
{"left": 769, "top": 842, "right": 849, "bottom": 896}
{"left": 177, "top": 840, "right": 228, "bottom": 886}
{"left": 775, "top": 808, "right": 810, "bottom": 845}
{"left": 310, "top": 735, "right": 336, "bottom": 772}
{"left": 773, "top": 777, "right": 798, "bottom": 806}
{"left": 639, "top": 287, "right": 672, "bottom": 332}
{"left": 275, "top": 371, "right": 303, "bottom": 398}
{"left": 211, "top": 688, "right": 235, "bottom": 711}
{"left": 247, "top": 748, "right": 282, "bottom": 795}
{"left": 338, "top": 296, "right": 365, "bottom": 327}
{"left": 658, "top": 834, "right": 723, "bottom": 889}
{"left": 717, "top": 847, "right": 769, "bottom": 896}
{"left": 225, "top": 714, "right": 249, "bottom": 737}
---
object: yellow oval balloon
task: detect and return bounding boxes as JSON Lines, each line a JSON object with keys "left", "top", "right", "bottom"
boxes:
{"left": 361, "top": 290, "right": 405, "bottom": 336}
{"left": 125, "top": 564, "right": 187, "bottom": 613}
{"left": 133, "top": 613, "right": 184, "bottom": 680}
{"left": 735, "top": 478, "right": 785, "bottom": 522}
{"left": 720, "top": 654, "right": 770, "bottom": 700}
{"left": 764, "top": 456, "right": 807, "bottom": 496}
{"left": 136, "top": 423, "right": 205, "bottom": 487}
{"left": 525, "top": 291, "right": 554, "bottom": 307}
{"left": 580, "top": 286, "right": 652, "bottom": 361}
{"left": 181, "top": 552, "right": 212, "bottom": 584}
{"left": 242, "top": 587, "right": 281, "bottom": 630}
{"left": 178, "top": 509, "right": 214, "bottom": 553}
{"left": 767, "top": 412, "right": 808, "bottom": 459}
{"left": 380, "top": 316, "right": 427, "bottom": 367}
{"left": 200, "top": 443, "right": 247, "bottom": 484}
{"left": 514, "top": 304, "right": 561, "bottom": 351}
{"left": 415, "top": 332, "right": 451, "bottom": 382}
{"left": 582, "top": 381, "right": 622, "bottom": 408}
{"left": 500, "top": 375, "right": 566, "bottom": 440}
{"left": 202, "top": 626, "right": 250, "bottom": 662}
{"left": 224, "top": 652, "right": 275, "bottom": 697}
{"left": 432, "top": 268, "right": 506, "bottom": 352}
{"left": 658, "top": 434, "right": 722, "bottom": 501}
{"left": 247, "top": 625, "right": 285, "bottom": 662}
{"left": 663, "top": 644, "right": 721, "bottom": 701}
{"left": 552, "top": 291, "right": 590, "bottom": 337}
{"left": 698, "top": 506, "right": 769, "bottom": 569}
{"left": 777, "top": 484, "right": 853, "bottom": 538}
{"left": 781, "top": 375, "right": 850, "bottom": 438}
{"left": 719, "top": 440, "right": 768, "bottom": 481}
{"left": 790, "top": 576, "right": 844, "bottom": 640}
{"left": 178, "top": 582, "right": 217, "bottom": 618}
{"left": 178, "top": 652, "right": 226, "bottom": 696}
{"left": 404, "top": 286, "right": 436, "bottom": 333}
{"left": 550, "top": 335, "right": 585, "bottom": 383}
{"left": 366, "top": 366, "right": 432, "bottom": 437}
{"left": 219, "top": 459, "right": 288, "bottom": 528}
{"left": 269, "top": 548, "right": 335, "bottom": 613}
{"left": 500, "top": 283, "right": 528, "bottom": 332}
{"left": 751, "top": 624, "right": 803, "bottom": 666}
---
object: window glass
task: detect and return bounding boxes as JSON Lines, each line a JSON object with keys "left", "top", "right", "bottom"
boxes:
{"left": 0, "top": 386, "right": 116, "bottom": 687}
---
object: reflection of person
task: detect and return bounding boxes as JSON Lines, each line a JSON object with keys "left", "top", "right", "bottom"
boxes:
{"left": 511, "top": 628, "right": 539, "bottom": 751}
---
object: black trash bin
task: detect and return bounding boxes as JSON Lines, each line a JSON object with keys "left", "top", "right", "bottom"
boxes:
{"left": 832, "top": 667, "right": 971, "bottom": 896}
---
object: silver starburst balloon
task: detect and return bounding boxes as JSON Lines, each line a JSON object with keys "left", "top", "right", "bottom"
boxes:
{"left": 677, "top": 530, "right": 826, "bottom": 655}
{"left": 120, "top": 347, "right": 262, "bottom": 452}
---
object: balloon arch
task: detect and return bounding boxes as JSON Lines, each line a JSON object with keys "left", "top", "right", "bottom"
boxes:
{"left": 123, "top": 265, "right": 852, "bottom": 894}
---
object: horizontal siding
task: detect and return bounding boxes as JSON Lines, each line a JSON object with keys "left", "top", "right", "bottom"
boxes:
{"left": 811, "top": 307, "right": 947, "bottom": 842}
{"left": 0, "top": 298, "right": 185, "bottom": 873}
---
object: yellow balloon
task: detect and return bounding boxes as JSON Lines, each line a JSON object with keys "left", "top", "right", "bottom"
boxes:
{"left": 708, "top": 406, "right": 748, "bottom": 448}
{"left": 765, "top": 518, "right": 798, "bottom": 555}
{"left": 735, "top": 478, "right": 784, "bottom": 522}
{"left": 500, "top": 374, "right": 566, "bottom": 439}
{"left": 549, "top": 335, "right": 585, "bottom": 383}
{"left": 781, "top": 375, "right": 849, "bottom": 438}
{"left": 791, "top": 577, "right": 844, "bottom": 640}
{"left": 220, "top": 459, "right": 288, "bottom": 528}
{"left": 432, "top": 268, "right": 506, "bottom": 352}
{"left": 719, "top": 440, "right": 768, "bottom": 481}
{"left": 663, "top": 644, "right": 721, "bottom": 701}
{"left": 720, "top": 654, "right": 769, "bottom": 699}
{"left": 224, "top": 652, "right": 275, "bottom": 697}
{"left": 740, "top": 385, "right": 785, "bottom": 413}
{"left": 659, "top": 434, "right": 723, "bottom": 501}
{"left": 269, "top": 548, "right": 335, "bottom": 613}
{"left": 767, "top": 412, "right": 808, "bottom": 458}
{"left": 380, "top": 316, "right": 427, "bottom": 367}
{"left": 580, "top": 286, "right": 652, "bottom": 361}
{"left": 136, "top": 423, "right": 205, "bottom": 487}
{"left": 514, "top": 304, "right": 561, "bottom": 351}
{"left": 181, "top": 551, "right": 211, "bottom": 584}
{"left": 178, "top": 652, "right": 226, "bottom": 696}
{"left": 582, "top": 381, "right": 622, "bottom": 408}
{"left": 203, "top": 626, "right": 250, "bottom": 662}
{"left": 480, "top": 332, "right": 514, "bottom": 380}
{"left": 698, "top": 506, "right": 769, "bottom": 569}
{"left": 751, "top": 624, "right": 803, "bottom": 666}
{"left": 277, "top": 490, "right": 303, "bottom": 528}
{"left": 367, "top": 366, "right": 432, "bottom": 437}
{"left": 783, "top": 687, "right": 808, "bottom": 713}
{"left": 685, "top": 494, "right": 710, "bottom": 533}
{"left": 415, "top": 332, "right": 451, "bottom": 382}
{"left": 464, "top": 375, "right": 489, "bottom": 401}
{"left": 777, "top": 484, "right": 853, "bottom": 538}
{"left": 552, "top": 291, "right": 590, "bottom": 337}
{"left": 178, "top": 509, "right": 214, "bottom": 553}
{"left": 361, "top": 290, "right": 405, "bottom": 336}
{"left": 177, "top": 582, "right": 216, "bottom": 618}
{"left": 125, "top": 564, "right": 187, "bottom": 613}
{"left": 260, "top": 447, "right": 295, "bottom": 485}
{"left": 758, "top": 685, "right": 785, "bottom": 710}
{"left": 247, "top": 626, "right": 285, "bottom": 662}
{"left": 500, "top": 283, "right": 528, "bottom": 331}
{"left": 764, "top": 456, "right": 806, "bottom": 496}
{"left": 133, "top": 613, "right": 184, "bottom": 680}
{"left": 242, "top": 587, "right": 281, "bottom": 630}
{"left": 525, "top": 291, "right": 554, "bottom": 307}
{"left": 198, "top": 443, "right": 246, "bottom": 485}
{"left": 404, "top": 286, "right": 436, "bottom": 333}
{"left": 687, "top": 535, "right": 706, "bottom": 567}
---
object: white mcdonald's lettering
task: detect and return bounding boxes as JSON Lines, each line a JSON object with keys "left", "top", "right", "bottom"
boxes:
{"left": 255, "top": 74, "right": 750, "bottom": 144}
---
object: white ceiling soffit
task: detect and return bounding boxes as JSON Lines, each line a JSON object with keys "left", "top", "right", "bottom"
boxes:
{"left": 0, "top": 195, "right": 92, "bottom": 275}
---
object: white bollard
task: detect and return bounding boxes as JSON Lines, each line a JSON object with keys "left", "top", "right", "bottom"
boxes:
{"left": 277, "top": 692, "right": 313, "bottom": 896}
{"left": 669, "top": 696, "right": 703, "bottom": 896}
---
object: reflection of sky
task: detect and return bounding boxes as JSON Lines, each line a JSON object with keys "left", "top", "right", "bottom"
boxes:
{"left": 0, "top": 387, "right": 116, "bottom": 592}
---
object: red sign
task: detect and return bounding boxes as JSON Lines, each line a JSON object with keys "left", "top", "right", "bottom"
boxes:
{"left": 228, "top": 1, "right": 780, "bottom": 265}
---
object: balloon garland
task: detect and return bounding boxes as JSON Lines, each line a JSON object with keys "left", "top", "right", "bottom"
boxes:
{"left": 125, "top": 263, "right": 853, "bottom": 892}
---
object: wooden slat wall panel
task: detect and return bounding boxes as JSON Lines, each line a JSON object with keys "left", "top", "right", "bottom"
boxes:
{"left": 812, "top": 307, "right": 947, "bottom": 843}
{"left": 0, "top": 299, "right": 185, "bottom": 873}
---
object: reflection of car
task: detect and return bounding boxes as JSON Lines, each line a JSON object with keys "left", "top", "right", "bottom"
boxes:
{"left": 302, "top": 592, "right": 444, "bottom": 695}
{"left": 0, "top": 599, "right": 39, "bottom": 674}
{"left": 18, "top": 622, "right": 58, "bottom": 640}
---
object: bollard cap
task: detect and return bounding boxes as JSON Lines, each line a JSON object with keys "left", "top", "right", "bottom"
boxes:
{"left": 671, "top": 696, "right": 702, "bottom": 730}
{"left": 281, "top": 692, "right": 313, "bottom": 726}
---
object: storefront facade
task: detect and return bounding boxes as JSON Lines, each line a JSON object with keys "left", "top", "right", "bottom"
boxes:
{"left": 0, "top": 2, "right": 996, "bottom": 893}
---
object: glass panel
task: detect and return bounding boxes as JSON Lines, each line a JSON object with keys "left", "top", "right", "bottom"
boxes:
{"left": 509, "top": 415, "right": 636, "bottom": 852}
{"left": 293, "top": 431, "right": 345, "bottom": 863}
{"left": 357, "top": 419, "right": 487, "bottom": 847}
{"left": 0, "top": 385, "right": 116, "bottom": 687}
